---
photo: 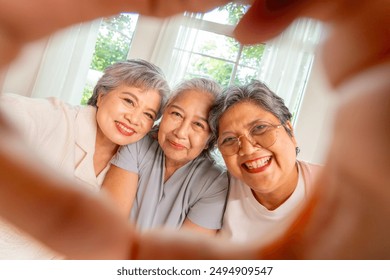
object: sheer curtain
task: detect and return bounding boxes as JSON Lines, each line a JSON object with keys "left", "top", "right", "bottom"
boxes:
{"left": 0, "top": 20, "right": 101, "bottom": 105}
{"left": 257, "top": 18, "right": 323, "bottom": 122}
{"left": 151, "top": 12, "right": 205, "bottom": 87}
{"left": 151, "top": 14, "right": 323, "bottom": 117}
{"left": 31, "top": 20, "right": 101, "bottom": 105}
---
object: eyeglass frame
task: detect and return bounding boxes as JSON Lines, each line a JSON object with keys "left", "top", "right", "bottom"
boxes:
{"left": 217, "top": 120, "right": 283, "bottom": 156}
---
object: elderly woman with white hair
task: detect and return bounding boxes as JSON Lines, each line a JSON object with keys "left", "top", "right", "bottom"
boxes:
{"left": 102, "top": 78, "right": 229, "bottom": 235}
{"left": 0, "top": 59, "right": 169, "bottom": 259}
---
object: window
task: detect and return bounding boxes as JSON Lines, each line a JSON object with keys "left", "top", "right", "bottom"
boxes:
{"left": 164, "top": 3, "right": 265, "bottom": 87}
{"left": 80, "top": 13, "right": 139, "bottom": 104}
{"left": 79, "top": 3, "right": 322, "bottom": 130}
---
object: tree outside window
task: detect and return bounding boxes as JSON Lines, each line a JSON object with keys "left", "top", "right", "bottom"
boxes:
{"left": 80, "top": 13, "right": 139, "bottom": 105}
{"left": 179, "top": 3, "right": 265, "bottom": 87}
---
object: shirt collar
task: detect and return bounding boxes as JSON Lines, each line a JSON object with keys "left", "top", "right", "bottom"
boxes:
{"left": 75, "top": 105, "right": 97, "bottom": 153}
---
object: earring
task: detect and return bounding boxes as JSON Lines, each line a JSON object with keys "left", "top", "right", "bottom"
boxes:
{"left": 295, "top": 147, "right": 300, "bottom": 156}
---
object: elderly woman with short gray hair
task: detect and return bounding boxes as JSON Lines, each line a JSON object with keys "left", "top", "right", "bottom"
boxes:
{"left": 209, "top": 80, "right": 322, "bottom": 244}
{"left": 0, "top": 59, "right": 170, "bottom": 259}
{"left": 103, "top": 77, "right": 228, "bottom": 235}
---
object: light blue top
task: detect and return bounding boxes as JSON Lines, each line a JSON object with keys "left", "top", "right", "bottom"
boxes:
{"left": 111, "top": 135, "right": 229, "bottom": 231}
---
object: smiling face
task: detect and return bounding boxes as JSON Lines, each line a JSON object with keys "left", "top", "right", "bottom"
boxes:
{"left": 218, "top": 101, "right": 298, "bottom": 203}
{"left": 95, "top": 84, "right": 162, "bottom": 146}
{"left": 158, "top": 89, "right": 213, "bottom": 170}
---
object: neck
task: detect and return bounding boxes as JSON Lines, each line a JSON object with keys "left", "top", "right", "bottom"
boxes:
{"left": 253, "top": 163, "right": 299, "bottom": 211}
{"left": 94, "top": 127, "right": 119, "bottom": 176}
{"left": 164, "top": 157, "right": 186, "bottom": 183}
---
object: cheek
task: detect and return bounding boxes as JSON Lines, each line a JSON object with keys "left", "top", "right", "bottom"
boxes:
{"left": 272, "top": 141, "right": 297, "bottom": 168}
{"left": 158, "top": 123, "right": 169, "bottom": 139}
{"left": 222, "top": 157, "right": 241, "bottom": 176}
{"left": 97, "top": 94, "right": 112, "bottom": 108}
{"left": 193, "top": 134, "right": 210, "bottom": 149}
{"left": 98, "top": 100, "right": 118, "bottom": 118}
{"left": 140, "top": 122, "right": 153, "bottom": 134}
{"left": 159, "top": 118, "right": 174, "bottom": 133}
{"left": 157, "top": 130, "right": 164, "bottom": 143}
{"left": 95, "top": 111, "right": 105, "bottom": 129}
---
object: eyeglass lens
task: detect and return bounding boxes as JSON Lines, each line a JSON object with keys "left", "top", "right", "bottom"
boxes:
{"left": 219, "top": 125, "right": 278, "bottom": 156}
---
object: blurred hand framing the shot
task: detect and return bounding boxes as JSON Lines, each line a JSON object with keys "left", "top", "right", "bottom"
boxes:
{"left": 0, "top": 0, "right": 389, "bottom": 259}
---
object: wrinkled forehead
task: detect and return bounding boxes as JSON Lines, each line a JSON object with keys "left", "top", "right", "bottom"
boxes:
{"left": 221, "top": 100, "right": 270, "bottom": 119}
{"left": 219, "top": 102, "right": 279, "bottom": 131}
{"left": 168, "top": 89, "right": 214, "bottom": 109}
{"left": 171, "top": 89, "right": 214, "bottom": 102}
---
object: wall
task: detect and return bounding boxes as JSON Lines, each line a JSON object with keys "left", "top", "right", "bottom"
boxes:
{"left": 294, "top": 55, "right": 338, "bottom": 164}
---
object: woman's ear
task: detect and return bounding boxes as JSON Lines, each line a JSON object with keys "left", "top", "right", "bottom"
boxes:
{"left": 96, "top": 93, "right": 103, "bottom": 108}
{"left": 286, "top": 120, "right": 294, "bottom": 133}
{"left": 285, "top": 120, "right": 297, "bottom": 146}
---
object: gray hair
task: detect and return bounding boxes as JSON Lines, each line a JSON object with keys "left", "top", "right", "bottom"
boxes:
{"left": 159, "top": 77, "right": 222, "bottom": 160}
{"left": 209, "top": 80, "right": 293, "bottom": 140}
{"left": 87, "top": 59, "right": 170, "bottom": 119}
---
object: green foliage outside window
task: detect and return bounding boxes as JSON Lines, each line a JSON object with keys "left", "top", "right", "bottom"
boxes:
{"left": 80, "top": 4, "right": 265, "bottom": 104}
{"left": 218, "top": 2, "right": 247, "bottom": 25}
{"left": 187, "top": 3, "right": 265, "bottom": 87}
{"left": 91, "top": 14, "right": 134, "bottom": 72}
{"left": 81, "top": 14, "right": 135, "bottom": 105}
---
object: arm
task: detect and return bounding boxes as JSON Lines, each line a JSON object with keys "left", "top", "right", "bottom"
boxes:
{"left": 185, "top": 168, "right": 229, "bottom": 235}
{"left": 181, "top": 218, "right": 217, "bottom": 236}
{"left": 0, "top": 94, "right": 65, "bottom": 150}
{"left": 0, "top": 93, "right": 39, "bottom": 143}
{"left": 0, "top": 126, "right": 137, "bottom": 259}
{"left": 101, "top": 165, "right": 139, "bottom": 218}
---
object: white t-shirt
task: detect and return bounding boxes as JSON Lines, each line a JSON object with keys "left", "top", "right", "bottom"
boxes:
{"left": 218, "top": 161, "right": 321, "bottom": 245}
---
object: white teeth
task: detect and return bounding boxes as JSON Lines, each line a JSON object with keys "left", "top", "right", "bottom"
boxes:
{"left": 244, "top": 157, "right": 271, "bottom": 169}
{"left": 117, "top": 122, "right": 134, "bottom": 134}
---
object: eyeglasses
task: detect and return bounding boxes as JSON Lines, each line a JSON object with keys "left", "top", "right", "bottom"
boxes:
{"left": 217, "top": 121, "right": 282, "bottom": 156}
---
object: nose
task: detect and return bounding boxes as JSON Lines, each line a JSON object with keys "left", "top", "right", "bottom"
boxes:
{"left": 173, "top": 120, "right": 190, "bottom": 139}
{"left": 125, "top": 109, "right": 141, "bottom": 126}
{"left": 238, "top": 135, "right": 260, "bottom": 156}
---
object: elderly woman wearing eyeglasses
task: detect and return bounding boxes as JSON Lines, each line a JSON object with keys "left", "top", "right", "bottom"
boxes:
{"left": 209, "top": 80, "right": 322, "bottom": 245}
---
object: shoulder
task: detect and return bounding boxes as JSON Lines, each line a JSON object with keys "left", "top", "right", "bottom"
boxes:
{"left": 125, "top": 134, "right": 160, "bottom": 155}
{"left": 192, "top": 156, "right": 227, "bottom": 180}
{"left": 227, "top": 175, "right": 250, "bottom": 198}
{"left": 298, "top": 160, "right": 323, "bottom": 191}
{"left": 186, "top": 157, "right": 229, "bottom": 196}
{"left": 75, "top": 105, "right": 97, "bottom": 128}
{"left": 116, "top": 134, "right": 161, "bottom": 166}
{"left": 298, "top": 160, "right": 323, "bottom": 175}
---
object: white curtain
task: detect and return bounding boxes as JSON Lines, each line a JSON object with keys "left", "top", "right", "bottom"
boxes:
{"left": 0, "top": 20, "right": 101, "bottom": 105}
{"left": 151, "top": 15, "right": 323, "bottom": 118}
{"left": 31, "top": 20, "right": 101, "bottom": 105}
{"left": 151, "top": 12, "right": 204, "bottom": 87}
{"left": 257, "top": 18, "right": 323, "bottom": 122}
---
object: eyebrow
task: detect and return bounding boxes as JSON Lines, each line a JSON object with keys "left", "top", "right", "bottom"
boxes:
{"left": 247, "top": 119, "right": 264, "bottom": 128}
{"left": 169, "top": 104, "right": 208, "bottom": 123}
{"left": 122, "top": 91, "right": 158, "bottom": 116}
{"left": 219, "top": 119, "right": 268, "bottom": 136}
